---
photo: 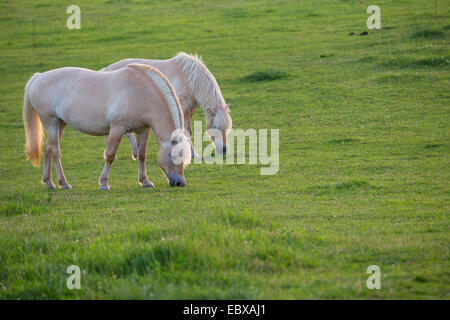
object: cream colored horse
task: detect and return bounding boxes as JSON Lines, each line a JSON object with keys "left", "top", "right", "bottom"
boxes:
{"left": 23, "top": 64, "right": 191, "bottom": 190}
{"left": 102, "top": 52, "right": 232, "bottom": 159}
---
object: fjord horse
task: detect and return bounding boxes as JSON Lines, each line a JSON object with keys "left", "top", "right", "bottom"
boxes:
{"left": 102, "top": 52, "right": 232, "bottom": 159}
{"left": 23, "top": 64, "right": 191, "bottom": 190}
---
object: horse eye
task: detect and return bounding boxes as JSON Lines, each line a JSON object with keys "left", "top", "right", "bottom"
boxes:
{"left": 171, "top": 140, "right": 177, "bottom": 145}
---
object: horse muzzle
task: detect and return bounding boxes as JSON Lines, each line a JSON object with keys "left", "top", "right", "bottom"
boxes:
{"left": 214, "top": 141, "right": 228, "bottom": 154}
{"left": 168, "top": 173, "right": 186, "bottom": 187}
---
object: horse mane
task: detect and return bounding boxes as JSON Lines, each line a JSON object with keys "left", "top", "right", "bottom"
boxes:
{"left": 127, "top": 63, "right": 184, "bottom": 131}
{"left": 173, "top": 52, "right": 231, "bottom": 129}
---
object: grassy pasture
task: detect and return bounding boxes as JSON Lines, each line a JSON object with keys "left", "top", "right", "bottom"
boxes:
{"left": 0, "top": 0, "right": 449, "bottom": 299}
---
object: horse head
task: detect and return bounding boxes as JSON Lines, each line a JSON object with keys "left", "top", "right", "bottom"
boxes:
{"left": 158, "top": 129, "right": 191, "bottom": 187}
{"left": 206, "top": 104, "right": 232, "bottom": 154}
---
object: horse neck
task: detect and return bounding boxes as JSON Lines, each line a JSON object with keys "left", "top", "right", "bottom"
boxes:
{"left": 151, "top": 107, "right": 179, "bottom": 147}
{"left": 196, "top": 77, "right": 224, "bottom": 112}
{"left": 159, "top": 59, "right": 196, "bottom": 109}
{"left": 134, "top": 64, "right": 183, "bottom": 146}
{"left": 173, "top": 56, "right": 224, "bottom": 112}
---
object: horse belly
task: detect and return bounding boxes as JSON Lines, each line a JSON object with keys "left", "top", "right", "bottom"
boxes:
{"left": 55, "top": 103, "right": 110, "bottom": 136}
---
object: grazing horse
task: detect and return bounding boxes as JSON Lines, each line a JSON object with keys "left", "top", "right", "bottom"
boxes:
{"left": 23, "top": 64, "right": 191, "bottom": 190}
{"left": 102, "top": 52, "right": 232, "bottom": 159}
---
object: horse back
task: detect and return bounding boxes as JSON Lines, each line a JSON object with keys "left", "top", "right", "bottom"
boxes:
{"left": 29, "top": 67, "right": 139, "bottom": 135}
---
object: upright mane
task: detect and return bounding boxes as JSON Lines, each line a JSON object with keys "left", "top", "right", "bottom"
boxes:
{"left": 174, "top": 52, "right": 228, "bottom": 118}
{"left": 127, "top": 63, "right": 184, "bottom": 130}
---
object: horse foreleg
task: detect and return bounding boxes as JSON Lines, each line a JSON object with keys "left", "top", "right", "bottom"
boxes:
{"left": 136, "top": 129, "right": 153, "bottom": 188}
{"left": 126, "top": 133, "right": 138, "bottom": 161}
{"left": 99, "top": 127, "right": 123, "bottom": 190}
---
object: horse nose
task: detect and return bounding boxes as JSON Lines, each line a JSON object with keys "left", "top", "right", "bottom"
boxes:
{"left": 173, "top": 179, "right": 185, "bottom": 187}
{"left": 176, "top": 179, "right": 186, "bottom": 187}
{"left": 169, "top": 174, "right": 185, "bottom": 187}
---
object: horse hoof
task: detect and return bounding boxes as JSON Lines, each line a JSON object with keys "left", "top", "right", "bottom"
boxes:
{"left": 45, "top": 183, "right": 56, "bottom": 189}
{"left": 132, "top": 153, "right": 137, "bottom": 161}
{"left": 60, "top": 183, "right": 72, "bottom": 190}
{"left": 142, "top": 181, "right": 154, "bottom": 188}
{"left": 99, "top": 185, "right": 110, "bottom": 191}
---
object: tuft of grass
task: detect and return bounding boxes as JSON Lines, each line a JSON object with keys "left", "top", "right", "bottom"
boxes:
{"left": 241, "top": 70, "right": 291, "bottom": 82}
{"left": 424, "top": 144, "right": 443, "bottom": 149}
{"left": 375, "top": 73, "right": 424, "bottom": 84}
{"left": 217, "top": 209, "right": 261, "bottom": 228}
{"left": 356, "top": 56, "right": 375, "bottom": 63}
{"left": 413, "top": 275, "right": 429, "bottom": 283}
{"left": 411, "top": 29, "right": 446, "bottom": 39}
{"left": 307, "top": 180, "right": 375, "bottom": 195}
{"left": 120, "top": 242, "right": 207, "bottom": 275}
{"left": 383, "top": 57, "right": 449, "bottom": 68}
{"left": 414, "top": 57, "right": 449, "bottom": 67}
{"left": 333, "top": 180, "right": 372, "bottom": 191}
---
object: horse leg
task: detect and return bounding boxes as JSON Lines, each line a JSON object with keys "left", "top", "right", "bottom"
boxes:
{"left": 185, "top": 108, "right": 199, "bottom": 158}
{"left": 136, "top": 129, "right": 153, "bottom": 188}
{"left": 41, "top": 118, "right": 60, "bottom": 189}
{"left": 53, "top": 120, "right": 71, "bottom": 189}
{"left": 42, "top": 139, "right": 55, "bottom": 189}
{"left": 41, "top": 118, "right": 69, "bottom": 189}
{"left": 58, "top": 121, "right": 67, "bottom": 140}
{"left": 99, "top": 127, "right": 124, "bottom": 190}
{"left": 126, "top": 133, "right": 138, "bottom": 161}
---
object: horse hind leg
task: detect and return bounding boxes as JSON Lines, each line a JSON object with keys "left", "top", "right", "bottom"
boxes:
{"left": 42, "top": 118, "right": 70, "bottom": 190}
{"left": 185, "top": 108, "right": 199, "bottom": 158}
{"left": 40, "top": 117, "right": 61, "bottom": 189}
{"left": 42, "top": 139, "right": 55, "bottom": 189}
{"left": 54, "top": 121, "right": 71, "bottom": 189}
{"left": 126, "top": 133, "right": 138, "bottom": 160}
{"left": 58, "top": 120, "right": 67, "bottom": 140}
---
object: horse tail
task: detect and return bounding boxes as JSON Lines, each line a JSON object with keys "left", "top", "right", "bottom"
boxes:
{"left": 23, "top": 73, "right": 43, "bottom": 167}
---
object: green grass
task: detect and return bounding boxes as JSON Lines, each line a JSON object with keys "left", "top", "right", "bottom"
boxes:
{"left": 242, "top": 70, "right": 291, "bottom": 82}
{"left": 411, "top": 29, "right": 446, "bottom": 39}
{"left": 0, "top": 0, "right": 449, "bottom": 299}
